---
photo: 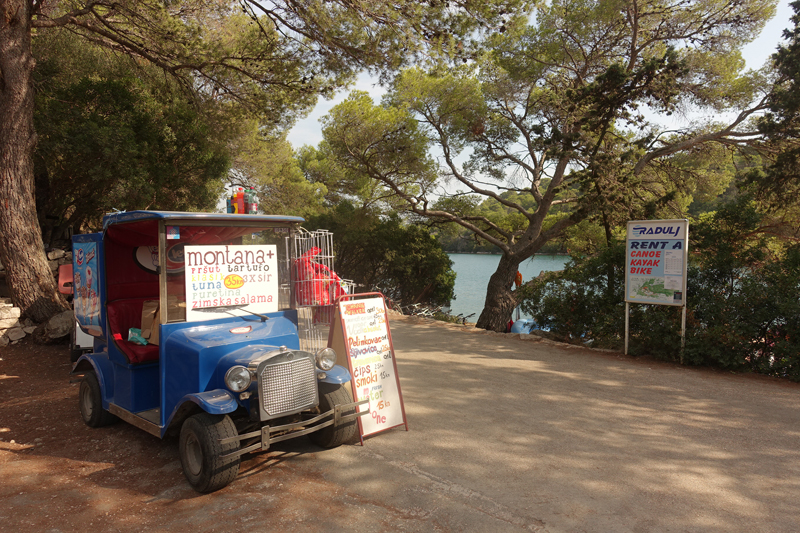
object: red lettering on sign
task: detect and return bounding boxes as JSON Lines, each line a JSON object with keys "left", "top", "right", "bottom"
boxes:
{"left": 630, "top": 251, "right": 662, "bottom": 258}
{"left": 354, "top": 365, "right": 371, "bottom": 378}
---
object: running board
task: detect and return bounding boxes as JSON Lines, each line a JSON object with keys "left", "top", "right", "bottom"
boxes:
{"left": 109, "top": 404, "right": 163, "bottom": 437}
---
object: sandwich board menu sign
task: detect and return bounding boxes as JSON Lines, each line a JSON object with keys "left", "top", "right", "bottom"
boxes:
{"left": 329, "top": 294, "right": 407, "bottom": 439}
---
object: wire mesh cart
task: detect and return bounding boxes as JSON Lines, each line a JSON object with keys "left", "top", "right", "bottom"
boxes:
{"left": 291, "top": 228, "right": 353, "bottom": 352}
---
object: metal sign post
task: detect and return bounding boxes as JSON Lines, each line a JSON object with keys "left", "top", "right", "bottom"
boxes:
{"left": 625, "top": 302, "right": 629, "bottom": 356}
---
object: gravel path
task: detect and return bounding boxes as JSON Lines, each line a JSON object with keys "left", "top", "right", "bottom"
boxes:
{"left": 1, "top": 315, "right": 799, "bottom": 532}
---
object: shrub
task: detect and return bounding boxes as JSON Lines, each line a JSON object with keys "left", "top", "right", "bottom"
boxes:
{"left": 306, "top": 203, "right": 456, "bottom": 308}
{"left": 519, "top": 243, "right": 627, "bottom": 348}
{"left": 519, "top": 201, "right": 800, "bottom": 380}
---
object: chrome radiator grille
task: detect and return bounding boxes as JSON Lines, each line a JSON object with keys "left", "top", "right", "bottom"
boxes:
{"left": 259, "top": 358, "right": 317, "bottom": 417}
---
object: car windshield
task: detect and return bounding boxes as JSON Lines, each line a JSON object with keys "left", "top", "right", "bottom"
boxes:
{"left": 163, "top": 225, "right": 293, "bottom": 322}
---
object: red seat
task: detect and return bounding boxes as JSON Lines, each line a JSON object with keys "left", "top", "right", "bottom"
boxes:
{"left": 107, "top": 298, "right": 160, "bottom": 364}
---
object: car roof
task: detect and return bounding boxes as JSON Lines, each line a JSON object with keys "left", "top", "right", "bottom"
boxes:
{"left": 102, "top": 210, "right": 304, "bottom": 230}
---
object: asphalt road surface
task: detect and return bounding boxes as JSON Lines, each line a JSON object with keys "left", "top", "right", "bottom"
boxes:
{"left": 2, "top": 315, "right": 799, "bottom": 532}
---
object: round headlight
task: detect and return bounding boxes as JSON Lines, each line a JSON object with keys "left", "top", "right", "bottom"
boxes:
{"left": 315, "top": 347, "right": 337, "bottom": 371}
{"left": 225, "top": 365, "right": 252, "bottom": 393}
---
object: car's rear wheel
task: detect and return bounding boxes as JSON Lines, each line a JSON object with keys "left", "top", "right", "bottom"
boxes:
{"left": 79, "top": 371, "right": 118, "bottom": 427}
{"left": 179, "top": 413, "right": 240, "bottom": 493}
{"left": 310, "top": 383, "right": 357, "bottom": 448}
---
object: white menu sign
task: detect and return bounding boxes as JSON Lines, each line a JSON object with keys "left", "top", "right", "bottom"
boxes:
{"left": 339, "top": 296, "right": 406, "bottom": 437}
{"left": 184, "top": 245, "right": 278, "bottom": 321}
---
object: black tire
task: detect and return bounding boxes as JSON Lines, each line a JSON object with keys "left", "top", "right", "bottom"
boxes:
{"left": 79, "top": 372, "right": 118, "bottom": 427}
{"left": 310, "top": 383, "right": 357, "bottom": 449}
{"left": 179, "top": 413, "right": 241, "bottom": 493}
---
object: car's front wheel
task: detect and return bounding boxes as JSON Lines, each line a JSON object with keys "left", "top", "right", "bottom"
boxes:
{"left": 310, "top": 383, "right": 358, "bottom": 448}
{"left": 179, "top": 413, "right": 240, "bottom": 493}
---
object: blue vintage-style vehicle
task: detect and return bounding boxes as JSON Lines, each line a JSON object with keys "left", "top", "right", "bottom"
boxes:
{"left": 71, "top": 211, "right": 365, "bottom": 492}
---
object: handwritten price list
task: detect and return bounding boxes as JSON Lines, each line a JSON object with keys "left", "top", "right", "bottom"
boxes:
{"left": 340, "top": 297, "right": 405, "bottom": 437}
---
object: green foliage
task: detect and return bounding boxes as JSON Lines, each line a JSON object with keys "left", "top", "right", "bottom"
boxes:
{"left": 560, "top": 220, "right": 621, "bottom": 257}
{"left": 318, "top": 91, "right": 439, "bottom": 205}
{"left": 305, "top": 203, "right": 456, "bottom": 308}
{"left": 519, "top": 199, "right": 800, "bottom": 381}
{"left": 228, "top": 122, "right": 327, "bottom": 217}
{"left": 680, "top": 199, "right": 800, "bottom": 376}
{"left": 32, "top": 0, "right": 533, "bottom": 130}
{"left": 298, "top": 93, "right": 436, "bottom": 213}
{"left": 753, "top": 0, "right": 800, "bottom": 208}
{"left": 435, "top": 191, "right": 568, "bottom": 253}
{"left": 1, "top": 0, "right": 533, "bottom": 322}
{"left": 28, "top": 0, "right": 534, "bottom": 235}
{"left": 315, "top": 0, "right": 776, "bottom": 331}
{"left": 436, "top": 233, "right": 502, "bottom": 254}
{"left": 32, "top": 29, "right": 329, "bottom": 235}
{"left": 33, "top": 32, "right": 229, "bottom": 233}
{"left": 519, "top": 243, "right": 627, "bottom": 345}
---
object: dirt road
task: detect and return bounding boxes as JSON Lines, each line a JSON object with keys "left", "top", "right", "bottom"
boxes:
{"left": 2, "top": 315, "right": 799, "bottom": 532}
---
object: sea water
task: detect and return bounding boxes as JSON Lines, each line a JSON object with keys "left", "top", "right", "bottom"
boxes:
{"left": 446, "top": 253, "right": 569, "bottom": 320}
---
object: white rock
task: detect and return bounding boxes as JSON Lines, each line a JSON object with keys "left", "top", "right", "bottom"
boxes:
{"left": 47, "top": 249, "right": 66, "bottom": 260}
{"left": 0, "top": 306, "right": 21, "bottom": 319}
{"left": 0, "top": 317, "right": 21, "bottom": 329}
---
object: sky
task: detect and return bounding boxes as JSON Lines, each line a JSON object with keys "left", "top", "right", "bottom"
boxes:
{"left": 286, "top": 0, "right": 794, "bottom": 151}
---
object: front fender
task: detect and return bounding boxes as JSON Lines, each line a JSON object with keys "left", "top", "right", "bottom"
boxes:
{"left": 71, "top": 353, "right": 114, "bottom": 405}
{"left": 182, "top": 389, "right": 239, "bottom": 414}
{"left": 318, "top": 364, "right": 351, "bottom": 385}
{"left": 162, "top": 390, "right": 239, "bottom": 438}
{"left": 170, "top": 389, "right": 238, "bottom": 418}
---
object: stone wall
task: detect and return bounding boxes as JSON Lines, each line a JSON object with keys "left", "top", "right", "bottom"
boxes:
{"left": 0, "top": 299, "right": 38, "bottom": 347}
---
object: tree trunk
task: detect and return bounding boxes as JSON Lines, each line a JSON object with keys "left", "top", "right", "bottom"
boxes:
{"left": 600, "top": 210, "right": 616, "bottom": 300}
{"left": 475, "top": 253, "right": 521, "bottom": 332}
{"left": 0, "top": 0, "right": 69, "bottom": 322}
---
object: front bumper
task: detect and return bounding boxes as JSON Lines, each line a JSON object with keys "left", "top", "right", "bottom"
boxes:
{"left": 220, "top": 398, "right": 368, "bottom": 459}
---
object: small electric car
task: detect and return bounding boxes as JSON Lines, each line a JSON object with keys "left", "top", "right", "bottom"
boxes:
{"left": 71, "top": 211, "right": 365, "bottom": 492}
